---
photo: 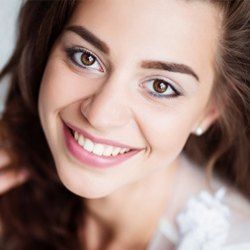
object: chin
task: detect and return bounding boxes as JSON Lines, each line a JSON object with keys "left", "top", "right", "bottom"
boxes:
{"left": 62, "top": 181, "right": 114, "bottom": 199}
{"left": 53, "top": 162, "right": 119, "bottom": 199}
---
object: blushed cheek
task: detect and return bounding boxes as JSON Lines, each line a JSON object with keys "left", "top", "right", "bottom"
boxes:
{"left": 154, "top": 122, "right": 190, "bottom": 155}
{"left": 140, "top": 107, "right": 197, "bottom": 164}
{"left": 38, "top": 59, "right": 71, "bottom": 145}
{"left": 39, "top": 57, "right": 106, "bottom": 117}
{"left": 39, "top": 61, "right": 78, "bottom": 114}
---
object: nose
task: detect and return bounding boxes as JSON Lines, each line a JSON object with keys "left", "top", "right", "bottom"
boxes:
{"left": 80, "top": 74, "right": 133, "bottom": 131}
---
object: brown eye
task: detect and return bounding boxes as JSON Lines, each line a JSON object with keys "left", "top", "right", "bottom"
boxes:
{"left": 66, "top": 47, "right": 104, "bottom": 72}
{"left": 153, "top": 79, "right": 168, "bottom": 93}
{"left": 81, "top": 51, "right": 96, "bottom": 66}
{"left": 141, "top": 78, "right": 180, "bottom": 99}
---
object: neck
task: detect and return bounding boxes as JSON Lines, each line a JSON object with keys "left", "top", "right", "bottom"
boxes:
{"left": 81, "top": 157, "right": 181, "bottom": 249}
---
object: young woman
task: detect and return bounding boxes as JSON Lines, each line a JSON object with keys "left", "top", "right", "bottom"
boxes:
{"left": 0, "top": 0, "right": 249, "bottom": 249}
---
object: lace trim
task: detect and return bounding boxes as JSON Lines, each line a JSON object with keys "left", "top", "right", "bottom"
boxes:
{"left": 157, "top": 188, "right": 231, "bottom": 250}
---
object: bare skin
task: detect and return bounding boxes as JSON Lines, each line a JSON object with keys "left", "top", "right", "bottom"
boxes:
{"left": 80, "top": 158, "right": 180, "bottom": 249}
{"left": 39, "top": 1, "right": 220, "bottom": 249}
{"left": 1, "top": 0, "right": 222, "bottom": 249}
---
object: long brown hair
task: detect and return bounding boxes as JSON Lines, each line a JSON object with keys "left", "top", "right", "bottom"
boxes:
{"left": 185, "top": 0, "right": 250, "bottom": 196}
{"left": 0, "top": 0, "right": 249, "bottom": 249}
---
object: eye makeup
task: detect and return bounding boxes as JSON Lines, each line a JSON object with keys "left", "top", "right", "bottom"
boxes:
{"left": 64, "top": 46, "right": 105, "bottom": 72}
{"left": 63, "top": 45, "right": 184, "bottom": 101}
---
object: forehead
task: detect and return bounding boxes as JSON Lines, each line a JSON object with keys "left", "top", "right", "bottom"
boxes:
{"left": 66, "top": 0, "right": 222, "bottom": 84}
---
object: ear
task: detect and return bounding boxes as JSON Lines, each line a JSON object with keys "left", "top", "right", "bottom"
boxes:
{"left": 192, "top": 101, "right": 220, "bottom": 136}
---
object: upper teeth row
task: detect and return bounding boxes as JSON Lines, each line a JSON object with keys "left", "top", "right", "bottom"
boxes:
{"left": 73, "top": 131, "right": 130, "bottom": 156}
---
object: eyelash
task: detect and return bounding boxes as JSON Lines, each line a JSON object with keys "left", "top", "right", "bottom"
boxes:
{"left": 64, "top": 46, "right": 182, "bottom": 100}
{"left": 140, "top": 79, "right": 181, "bottom": 99}
{"left": 65, "top": 46, "right": 104, "bottom": 72}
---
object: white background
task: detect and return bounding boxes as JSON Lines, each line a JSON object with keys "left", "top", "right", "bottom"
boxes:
{"left": 0, "top": 0, "right": 22, "bottom": 113}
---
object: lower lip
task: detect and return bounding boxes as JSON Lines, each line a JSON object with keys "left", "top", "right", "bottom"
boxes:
{"left": 62, "top": 123, "right": 141, "bottom": 169}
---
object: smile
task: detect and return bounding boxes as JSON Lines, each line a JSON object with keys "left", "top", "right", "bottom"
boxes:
{"left": 72, "top": 130, "right": 131, "bottom": 157}
{"left": 62, "top": 121, "right": 143, "bottom": 168}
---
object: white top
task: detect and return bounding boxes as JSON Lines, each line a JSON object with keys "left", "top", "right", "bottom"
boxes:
{"left": 147, "top": 153, "right": 250, "bottom": 250}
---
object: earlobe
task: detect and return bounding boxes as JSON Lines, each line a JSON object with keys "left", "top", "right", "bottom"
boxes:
{"left": 194, "top": 127, "right": 204, "bottom": 136}
{"left": 192, "top": 102, "right": 220, "bottom": 136}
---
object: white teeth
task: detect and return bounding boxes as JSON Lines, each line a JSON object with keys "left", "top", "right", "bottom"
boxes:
{"left": 74, "top": 131, "right": 79, "bottom": 140}
{"left": 111, "top": 147, "right": 121, "bottom": 156}
{"left": 72, "top": 130, "right": 131, "bottom": 156}
{"left": 102, "top": 146, "right": 114, "bottom": 156}
{"left": 78, "top": 135, "right": 85, "bottom": 147}
{"left": 92, "top": 144, "right": 105, "bottom": 156}
{"left": 83, "top": 138, "right": 94, "bottom": 152}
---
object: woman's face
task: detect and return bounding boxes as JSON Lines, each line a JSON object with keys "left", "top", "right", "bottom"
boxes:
{"left": 38, "top": 0, "right": 221, "bottom": 198}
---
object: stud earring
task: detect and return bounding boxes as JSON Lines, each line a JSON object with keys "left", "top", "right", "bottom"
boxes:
{"left": 195, "top": 127, "right": 203, "bottom": 136}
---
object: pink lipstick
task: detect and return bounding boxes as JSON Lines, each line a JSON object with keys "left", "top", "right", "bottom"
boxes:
{"left": 62, "top": 122, "right": 143, "bottom": 169}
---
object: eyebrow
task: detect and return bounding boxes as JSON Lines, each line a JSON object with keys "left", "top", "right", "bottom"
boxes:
{"left": 65, "top": 25, "right": 199, "bottom": 82}
{"left": 65, "top": 25, "right": 110, "bottom": 54}
{"left": 140, "top": 61, "right": 199, "bottom": 82}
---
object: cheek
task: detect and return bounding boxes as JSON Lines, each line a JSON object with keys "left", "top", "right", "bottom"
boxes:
{"left": 38, "top": 58, "right": 83, "bottom": 151}
{"left": 139, "top": 103, "right": 201, "bottom": 161}
{"left": 38, "top": 52, "right": 104, "bottom": 119}
{"left": 39, "top": 58, "right": 85, "bottom": 114}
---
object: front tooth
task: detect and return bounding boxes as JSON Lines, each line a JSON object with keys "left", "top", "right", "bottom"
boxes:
{"left": 83, "top": 138, "right": 94, "bottom": 152}
{"left": 74, "top": 131, "right": 131, "bottom": 156}
{"left": 102, "top": 146, "right": 114, "bottom": 156}
{"left": 92, "top": 144, "right": 105, "bottom": 156}
{"left": 111, "top": 147, "right": 121, "bottom": 156}
{"left": 78, "top": 135, "right": 85, "bottom": 146}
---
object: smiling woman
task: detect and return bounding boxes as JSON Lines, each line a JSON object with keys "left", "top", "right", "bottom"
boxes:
{"left": 0, "top": 0, "right": 249, "bottom": 249}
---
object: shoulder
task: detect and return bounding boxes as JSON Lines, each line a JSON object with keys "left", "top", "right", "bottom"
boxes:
{"left": 148, "top": 154, "right": 250, "bottom": 250}
{"left": 223, "top": 187, "right": 250, "bottom": 246}
{"left": 177, "top": 153, "right": 250, "bottom": 247}
{"left": 178, "top": 153, "right": 250, "bottom": 217}
{"left": 174, "top": 186, "right": 250, "bottom": 249}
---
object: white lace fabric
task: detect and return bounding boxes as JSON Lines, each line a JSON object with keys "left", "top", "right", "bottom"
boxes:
{"left": 176, "top": 188, "right": 230, "bottom": 250}
{"left": 147, "top": 154, "right": 250, "bottom": 250}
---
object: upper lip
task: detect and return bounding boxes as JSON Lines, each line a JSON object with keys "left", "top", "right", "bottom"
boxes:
{"left": 64, "top": 121, "right": 143, "bottom": 151}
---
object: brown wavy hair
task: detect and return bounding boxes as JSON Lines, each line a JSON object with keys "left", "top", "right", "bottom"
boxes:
{"left": 0, "top": 0, "right": 249, "bottom": 249}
